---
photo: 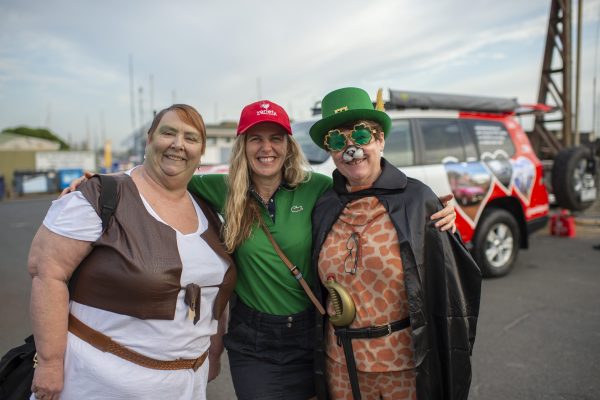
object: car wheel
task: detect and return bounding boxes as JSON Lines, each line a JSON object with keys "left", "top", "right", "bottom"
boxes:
{"left": 552, "top": 146, "right": 598, "bottom": 211}
{"left": 473, "top": 209, "right": 519, "bottom": 278}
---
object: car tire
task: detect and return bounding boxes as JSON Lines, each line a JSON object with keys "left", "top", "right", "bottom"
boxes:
{"left": 552, "top": 146, "right": 598, "bottom": 211}
{"left": 473, "top": 209, "right": 519, "bottom": 278}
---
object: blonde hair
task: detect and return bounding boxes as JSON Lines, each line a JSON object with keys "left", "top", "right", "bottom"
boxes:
{"left": 222, "top": 133, "right": 310, "bottom": 252}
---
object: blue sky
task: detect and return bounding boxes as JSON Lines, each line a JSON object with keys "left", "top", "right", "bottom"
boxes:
{"left": 1, "top": 0, "right": 599, "bottom": 151}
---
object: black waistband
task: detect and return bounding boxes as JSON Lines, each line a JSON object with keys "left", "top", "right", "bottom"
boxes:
{"left": 232, "top": 299, "right": 315, "bottom": 329}
{"left": 333, "top": 317, "right": 410, "bottom": 339}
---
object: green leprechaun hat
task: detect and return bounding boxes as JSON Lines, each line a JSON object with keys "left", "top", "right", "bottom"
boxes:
{"left": 309, "top": 87, "right": 391, "bottom": 150}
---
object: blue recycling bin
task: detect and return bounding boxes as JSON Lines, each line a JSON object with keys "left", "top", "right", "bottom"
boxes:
{"left": 13, "top": 170, "right": 56, "bottom": 195}
{"left": 0, "top": 175, "right": 5, "bottom": 200}
{"left": 58, "top": 169, "right": 84, "bottom": 191}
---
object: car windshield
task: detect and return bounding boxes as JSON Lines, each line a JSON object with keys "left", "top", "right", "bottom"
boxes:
{"left": 291, "top": 120, "right": 329, "bottom": 164}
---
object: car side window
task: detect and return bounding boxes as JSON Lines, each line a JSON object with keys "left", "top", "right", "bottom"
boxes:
{"left": 464, "top": 120, "right": 515, "bottom": 157}
{"left": 419, "top": 119, "right": 465, "bottom": 164}
{"left": 385, "top": 119, "right": 414, "bottom": 167}
{"left": 461, "top": 124, "right": 479, "bottom": 161}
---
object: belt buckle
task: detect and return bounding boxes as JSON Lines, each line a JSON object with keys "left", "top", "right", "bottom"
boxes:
{"left": 373, "top": 322, "right": 393, "bottom": 337}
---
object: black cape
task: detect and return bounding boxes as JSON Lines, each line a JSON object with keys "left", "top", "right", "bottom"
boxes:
{"left": 311, "top": 158, "right": 482, "bottom": 400}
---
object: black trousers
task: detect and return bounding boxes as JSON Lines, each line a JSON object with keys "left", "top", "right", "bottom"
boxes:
{"left": 224, "top": 300, "right": 316, "bottom": 400}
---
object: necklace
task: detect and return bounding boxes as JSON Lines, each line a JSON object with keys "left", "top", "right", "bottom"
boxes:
{"left": 256, "top": 193, "right": 270, "bottom": 206}
{"left": 251, "top": 187, "right": 273, "bottom": 206}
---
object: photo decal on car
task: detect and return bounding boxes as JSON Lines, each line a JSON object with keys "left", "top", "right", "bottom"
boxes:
{"left": 445, "top": 155, "right": 536, "bottom": 226}
{"left": 481, "top": 150, "right": 512, "bottom": 189}
{"left": 512, "top": 156, "right": 536, "bottom": 203}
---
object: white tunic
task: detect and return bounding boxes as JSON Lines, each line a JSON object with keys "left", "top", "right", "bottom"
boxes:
{"left": 36, "top": 174, "right": 228, "bottom": 400}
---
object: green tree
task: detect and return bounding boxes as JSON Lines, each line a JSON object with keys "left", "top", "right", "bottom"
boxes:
{"left": 1, "top": 126, "right": 70, "bottom": 150}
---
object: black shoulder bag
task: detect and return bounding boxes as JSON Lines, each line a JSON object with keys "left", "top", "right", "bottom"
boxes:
{"left": 0, "top": 175, "right": 118, "bottom": 400}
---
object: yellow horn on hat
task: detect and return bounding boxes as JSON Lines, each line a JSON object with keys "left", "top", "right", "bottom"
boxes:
{"left": 375, "top": 88, "right": 385, "bottom": 111}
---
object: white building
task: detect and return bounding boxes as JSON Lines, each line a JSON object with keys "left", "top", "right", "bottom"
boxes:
{"left": 202, "top": 124, "right": 236, "bottom": 164}
{"left": 0, "top": 132, "right": 60, "bottom": 151}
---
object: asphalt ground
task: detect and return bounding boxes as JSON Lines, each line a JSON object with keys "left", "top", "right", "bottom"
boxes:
{"left": 1, "top": 195, "right": 599, "bottom": 399}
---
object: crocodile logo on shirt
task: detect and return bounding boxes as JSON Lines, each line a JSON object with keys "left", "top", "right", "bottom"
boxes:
{"left": 291, "top": 205, "right": 304, "bottom": 213}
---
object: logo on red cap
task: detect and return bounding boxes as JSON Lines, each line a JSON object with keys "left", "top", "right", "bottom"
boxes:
{"left": 237, "top": 100, "right": 292, "bottom": 136}
{"left": 257, "top": 102, "right": 277, "bottom": 117}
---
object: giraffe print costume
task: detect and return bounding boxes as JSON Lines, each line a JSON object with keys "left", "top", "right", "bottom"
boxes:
{"left": 318, "top": 195, "right": 416, "bottom": 400}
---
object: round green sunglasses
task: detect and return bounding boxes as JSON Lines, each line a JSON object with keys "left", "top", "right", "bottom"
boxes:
{"left": 324, "top": 123, "right": 375, "bottom": 152}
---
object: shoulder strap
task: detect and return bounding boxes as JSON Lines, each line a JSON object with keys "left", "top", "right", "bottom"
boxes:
{"left": 97, "top": 175, "right": 118, "bottom": 231}
{"left": 260, "top": 223, "right": 326, "bottom": 315}
{"left": 66, "top": 175, "right": 118, "bottom": 296}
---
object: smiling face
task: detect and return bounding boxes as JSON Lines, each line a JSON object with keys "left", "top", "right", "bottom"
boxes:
{"left": 145, "top": 110, "right": 204, "bottom": 181}
{"left": 330, "top": 121, "right": 385, "bottom": 187}
{"left": 244, "top": 122, "right": 288, "bottom": 184}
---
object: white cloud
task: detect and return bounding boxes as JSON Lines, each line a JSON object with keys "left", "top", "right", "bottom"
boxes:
{"left": 0, "top": 0, "right": 598, "bottom": 150}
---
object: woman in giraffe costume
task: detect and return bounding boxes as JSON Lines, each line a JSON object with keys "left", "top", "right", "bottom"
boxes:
{"left": 309, "top": 87, "right": 482, "bottom": 400}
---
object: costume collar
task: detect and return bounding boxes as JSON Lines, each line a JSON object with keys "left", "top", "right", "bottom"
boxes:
{"left": 332, "top": 158, "right": 408, "bottom": 195}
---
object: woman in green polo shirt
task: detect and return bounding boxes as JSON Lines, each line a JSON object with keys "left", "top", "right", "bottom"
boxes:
{"left": 187, "top": 99, "right": 457, "bottom": 400}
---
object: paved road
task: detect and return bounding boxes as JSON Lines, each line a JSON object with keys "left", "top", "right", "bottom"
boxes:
{"left": 470, "top": 223, "right": 600, "bottom": 400}
{"left": 1, "top": 196, "right": 599, "bottom": 399}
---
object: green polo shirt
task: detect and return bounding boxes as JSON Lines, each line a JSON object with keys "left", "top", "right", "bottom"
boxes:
{"left": 188, "top": 172, "right": 332, "bottom": 315}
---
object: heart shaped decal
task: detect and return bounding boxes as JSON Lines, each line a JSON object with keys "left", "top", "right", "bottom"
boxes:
{"left": 481, "top": 150, "right": 512, "bottom": 189}
{"left": 512, "top": 156, "right": 535, "bottom": 203}
{"left": 444, "top": 161, "right": 492, "bottom": 224}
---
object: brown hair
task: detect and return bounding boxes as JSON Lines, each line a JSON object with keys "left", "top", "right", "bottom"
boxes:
{"left": 147, "top": 104, "right": 207, "bottom": 155}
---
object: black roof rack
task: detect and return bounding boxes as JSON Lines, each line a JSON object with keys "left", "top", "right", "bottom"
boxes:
{"left": 388, "top": 90, "right": 519, "bottom": 113}
{"left": 310, "top": 89, "right": 550, "bottom": 116}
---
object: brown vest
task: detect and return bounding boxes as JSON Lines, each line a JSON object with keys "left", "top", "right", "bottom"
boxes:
{"left": 69, "top": 174, "right": 236, "bottom": 321}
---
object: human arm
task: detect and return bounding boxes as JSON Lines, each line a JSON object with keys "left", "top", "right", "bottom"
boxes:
{"left": 207, "top": 304, "right": 228, "bottom": 382}
{"left": 187, "top": 174, "right": 228, "bottom": 213}
{"left": 28, "top": 226, "right": 93, "bottom": 400}
{"left": 431, "top": 193, "right": 457, "bottom": 233}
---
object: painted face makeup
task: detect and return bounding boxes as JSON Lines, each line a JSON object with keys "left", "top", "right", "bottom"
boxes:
{"left": 342, "top": 145, "right": 364, "bottom": 162}
{"left": 330, "top": 127, "right": 385, "bottom": 188}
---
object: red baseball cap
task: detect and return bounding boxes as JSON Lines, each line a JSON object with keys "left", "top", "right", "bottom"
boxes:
{"left": 237, "top": 100, "right": 292, "bottom": 136}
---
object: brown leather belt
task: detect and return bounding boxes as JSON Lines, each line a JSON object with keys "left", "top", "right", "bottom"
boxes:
{"left": 68, "top": 314, "right": 208, "bottom": 371}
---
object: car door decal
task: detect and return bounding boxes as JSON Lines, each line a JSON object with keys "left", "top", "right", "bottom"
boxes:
{"left": 444, "top": 155, "right": 536, "bottom": 226}
{"left": 481, "top": 150, "right": 512, "bottom": 190}
{"left": 512, "top": 156, "right": 536, "bottom": 204}
{"left": 445, "top": 161, "right": 492, "bottom": 225}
